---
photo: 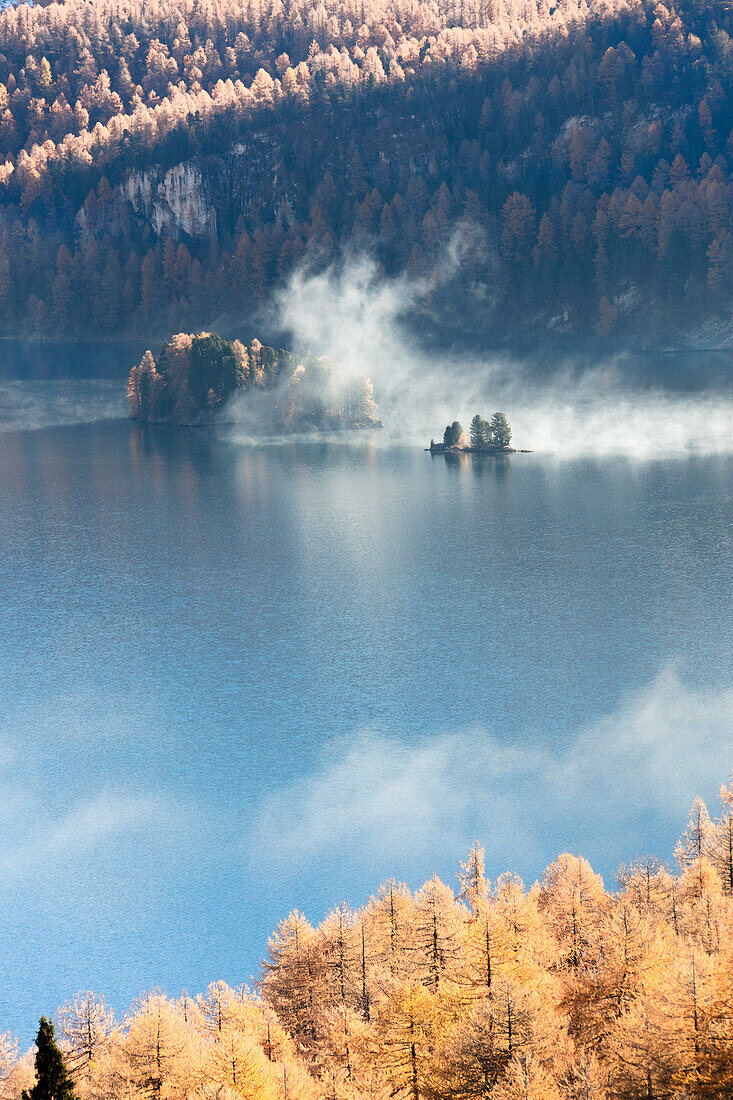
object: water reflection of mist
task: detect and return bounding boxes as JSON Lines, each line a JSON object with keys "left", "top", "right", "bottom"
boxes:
{"left": 249, "top": 665, "right": 733, "bottom": 880}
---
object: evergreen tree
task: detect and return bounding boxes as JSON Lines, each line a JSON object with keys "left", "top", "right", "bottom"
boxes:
{"left": 188, "top": 334, "right": 247, "bottom": 408}
{"left": 22, "top": 1018, "right": 76, "bottom": 1100}
{"left": 489, "top": 413, "right": 512, "bottom": 450}
{"left": 469, "top": 414, "right": 486, "bottom": 448}
{"left": 443, "top": 421, "right": 464, "bottom": 447}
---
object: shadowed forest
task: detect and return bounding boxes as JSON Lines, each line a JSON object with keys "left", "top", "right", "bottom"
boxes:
{"left": 2, "top": 0, "right": 733, "bottom": 341}
{"left": 2, "top": 777, "right": 733, "bottom": 1099}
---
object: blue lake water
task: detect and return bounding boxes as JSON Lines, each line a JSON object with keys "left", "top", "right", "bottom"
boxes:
{"left": 1, "top": 403, "right": 733, "bottom": 1043}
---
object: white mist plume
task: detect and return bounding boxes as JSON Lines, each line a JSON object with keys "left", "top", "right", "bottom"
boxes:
{"left": 271, "top": 251, "right": 733, "bottom": 458}
{"left": 221, "top": 379, "right": 286, "bottom": 441}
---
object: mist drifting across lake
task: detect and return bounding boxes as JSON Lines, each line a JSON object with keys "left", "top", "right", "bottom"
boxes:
{"left": 1, "top": 394, "right": 732, "bottom": 1042}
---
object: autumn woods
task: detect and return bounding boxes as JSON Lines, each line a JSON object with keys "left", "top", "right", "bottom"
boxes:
{"left": 3, "top": 0, "right": 733, "bottom": 1077}
{"left": 127, "top": 331, "right": 381, "bottom": 427}
{"left": 1, "top": 0, "right": 733, "bottom": 339}
{"left": 3, "top": 778, "right": 733, "bottom": 1099}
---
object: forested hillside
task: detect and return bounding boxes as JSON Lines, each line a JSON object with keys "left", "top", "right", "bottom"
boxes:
{"left": 3, "top": 778, "right": 733, "bottom": 1098}
{"left": 1, "top": 0, "right": 733, "bottom": 341}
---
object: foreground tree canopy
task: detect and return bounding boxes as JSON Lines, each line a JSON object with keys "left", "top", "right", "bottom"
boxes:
{"left": 3, "top": 777, "right": 733, "bottom": 1099}
{"left": 1, "top": 0, "right": 733, "bottom": 339}
{"left": 127, "top": 332, "right": 381, "bottom": 428}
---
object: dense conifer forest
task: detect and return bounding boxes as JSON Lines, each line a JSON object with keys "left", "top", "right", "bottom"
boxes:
{"left": 127, "top": 330, "right": 381, "bottom": 425}
{"left": 2, "top": 777, "right": 733, "bottom": 1099}
{"left": 2, "top": 0, "right": 733, "bottom": 341}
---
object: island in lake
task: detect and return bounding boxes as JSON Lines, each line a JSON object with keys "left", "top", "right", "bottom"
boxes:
{"left": 127, "top": 332, "right": 383, "bottom": 432}
{"left": 429, "top": 412, "right": 529, "bottom": 453}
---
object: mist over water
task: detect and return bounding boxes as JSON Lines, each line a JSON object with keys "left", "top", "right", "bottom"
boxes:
{"left": 268, "top": 255, "right": 733, "bottom": 458}
{"left": 0, "top": 379, "right": 126, "bottom": 432}
{"left": 0, "top": 260, "right": 731, "bottom": 454}
{"left": 1, "top": 268, "right": 733, "bottom": 1044}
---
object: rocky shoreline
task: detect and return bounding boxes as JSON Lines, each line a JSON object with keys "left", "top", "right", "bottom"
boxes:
{"left": 427, "top": 443, "right": 532, "bottom": 454}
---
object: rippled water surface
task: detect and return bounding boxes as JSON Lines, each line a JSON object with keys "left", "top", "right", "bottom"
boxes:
{"left": 1, "top": 407, "right": 732, "bottom": 1041}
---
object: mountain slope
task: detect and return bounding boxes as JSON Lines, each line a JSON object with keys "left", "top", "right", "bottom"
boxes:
{"left": 0, "top": 0, "right": 732, "bottom": 342}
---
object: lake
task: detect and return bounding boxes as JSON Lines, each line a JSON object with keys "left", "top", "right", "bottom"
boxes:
{"left": 1, "top": 381, "right": 733, "bottom": 1043}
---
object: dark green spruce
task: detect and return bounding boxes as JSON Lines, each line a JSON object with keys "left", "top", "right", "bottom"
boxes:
{"left": 22, "top": 1017, "right": 76, "bottom": 1100}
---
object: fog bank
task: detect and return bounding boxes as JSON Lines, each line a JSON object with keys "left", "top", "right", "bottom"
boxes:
{"left": 271, "top": 255, "right": 733, "bottom": 459}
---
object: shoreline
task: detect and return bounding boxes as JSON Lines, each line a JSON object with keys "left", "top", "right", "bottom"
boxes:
{"left": 427, "top": 445, "right": 533, "bottom": 454}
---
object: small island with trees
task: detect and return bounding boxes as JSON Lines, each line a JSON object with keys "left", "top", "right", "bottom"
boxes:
{"left": 127, "top": 332, "right": 382, "bottom": 433}
{"left": 429, "top": 412, "right": 527, "bottom": 454}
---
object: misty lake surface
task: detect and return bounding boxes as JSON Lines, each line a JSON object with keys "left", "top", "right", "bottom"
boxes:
{"left": 2, "top": 396, "right": 733, "bottom": 1041}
